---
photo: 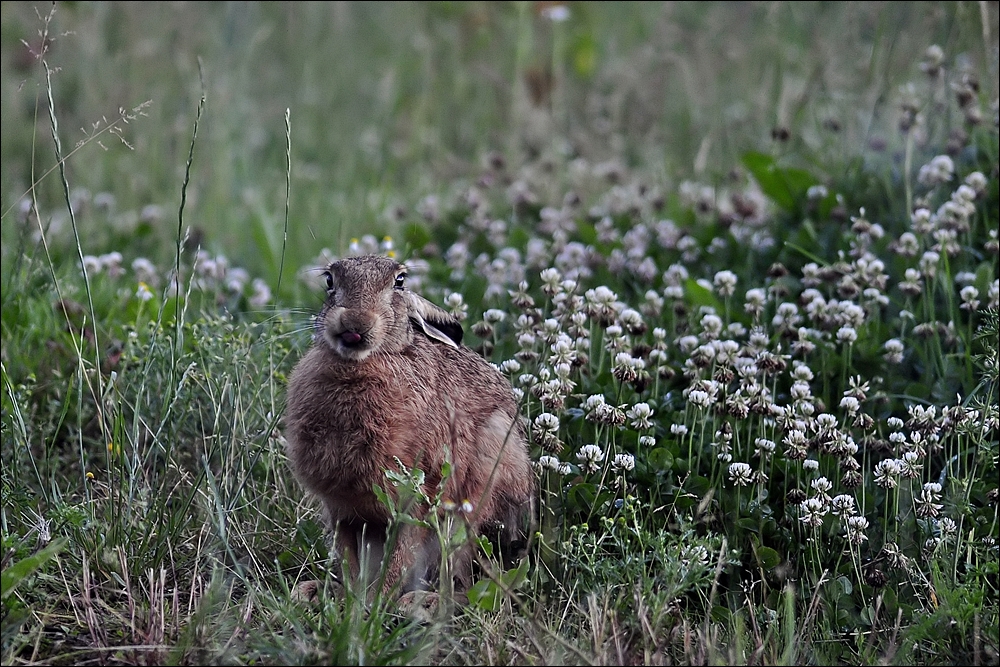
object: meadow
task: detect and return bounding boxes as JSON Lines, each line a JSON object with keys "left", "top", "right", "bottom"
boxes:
{"left": 1, "top": 2, "right": 998, "bottom": 664}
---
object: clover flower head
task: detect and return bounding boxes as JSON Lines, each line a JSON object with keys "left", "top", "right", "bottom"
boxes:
{"left": 845, "top": 515, "right": 869, "bottom": 544}
{"left": 728, "top": 462, "right": 754, "bottom": 487}
{"left": 576, "top": 444, "right": 605, "bottom": 473}
{"left": 799, "top": 497, "right": 828, "bottom": 527}
{"left": 612, "top": 453, "right": 636, "bottom": 472}
{"left": 626, "top": 402, "right": 654, "bottom": 430}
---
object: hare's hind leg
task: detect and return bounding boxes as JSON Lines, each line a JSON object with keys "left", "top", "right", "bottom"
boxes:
{"left": 382, "top": 522, "right": 436, "bottom": 596}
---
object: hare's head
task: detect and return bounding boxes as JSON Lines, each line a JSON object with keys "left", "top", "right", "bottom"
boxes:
{"left": 316, "top": 255, "right": 463, "bottom": 361}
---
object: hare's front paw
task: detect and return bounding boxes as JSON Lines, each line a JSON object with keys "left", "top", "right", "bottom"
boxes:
{"left": 396, "top": 590, "right": 440, "bottom": 621}
{"left": 291, "top": 578, "right": 345, "bottom": 604}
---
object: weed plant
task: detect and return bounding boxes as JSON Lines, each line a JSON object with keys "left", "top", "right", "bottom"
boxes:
{"left": 1, "top": 2, "right": 998, "bottom": 665}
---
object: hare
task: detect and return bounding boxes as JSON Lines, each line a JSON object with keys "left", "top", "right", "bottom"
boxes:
{"left": 284, "top": 254, "right": 534, "bottom": 602}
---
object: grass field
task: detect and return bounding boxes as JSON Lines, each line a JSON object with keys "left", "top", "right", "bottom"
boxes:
{"left": 1, "top": 2, "right": 998, "bottom": 664}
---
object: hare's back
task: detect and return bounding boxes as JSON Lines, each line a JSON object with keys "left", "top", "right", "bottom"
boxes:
{"left": 406, "top": 337, "right": 519, "bottom": 411}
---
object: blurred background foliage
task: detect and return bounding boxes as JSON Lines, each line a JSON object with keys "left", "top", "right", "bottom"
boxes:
{"left": 1, "top": 2, "right": 996, "bottom": 292}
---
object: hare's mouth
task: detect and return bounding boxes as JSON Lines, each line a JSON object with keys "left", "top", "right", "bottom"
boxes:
{"left": 323, "top": 327, "right": 374, "bottom": 360}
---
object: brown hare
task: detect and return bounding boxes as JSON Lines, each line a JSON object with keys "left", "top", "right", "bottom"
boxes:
{"left": 284, "top": 254, "right": 533, "bottom": 603}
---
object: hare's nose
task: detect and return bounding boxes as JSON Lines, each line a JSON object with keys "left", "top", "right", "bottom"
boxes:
{"left": 340, "top": 331, "right": 362, "bottom": 345}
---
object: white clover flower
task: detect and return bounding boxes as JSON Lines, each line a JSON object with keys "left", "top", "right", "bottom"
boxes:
{"left": 663, "top": 284, "right": 684, "bottom": 300}
{"left": 895, "top": 232, "right": 920, "bottom": 257}
{"left": 687, "top": 390, "right": 713, "bottom": 409}
{"left": 899, "top": 450, "right": 923, "bottom": 478}
{"left": 937, "top": 517, "right": 958, "bottom": 536}
{"left": 830, "top": 494, "right": 856, "bottom": 517}
{"left": 677, "top": 335, "right": 700, "bottom": 354}
{"left": 700, "top": 313, "right": 723, "bottom": 338}
{"left": 499, "top": 359, "right": 522, "bottom": 374}
{"left": 799, "top": 497, "right": 828, "bottom": 528}
{"left": 670, "top": 423, "right": 689, "bottom": 436}
{"left": 802, "top": 458, "right": 819, "bottom": 471}
{"left": 811, "top": 476, "right": 833, "bottom": 496}
{"left": 250, "top": 278, "right": 272, "bottom": 307}
{"left": 919, "top": 251, "right": 940, "bottom": 277}
{"left": 964, "top": 171, "right": 987, "bottom": 194}
{"left": 536, "top": 455, "right": 560, "bottom": 472}
{"left": 132, "top": 257, "right": 159, "bottom": 286}
{"left": 887, "top": 416, "right": 904, "bottom": 430}
{"left": 884, "top": 338, "right": 904, "bottom": 364}
{"left": 845, "top": 515, "right": 869, "bottom": 544}
{"left": 226, "top": 268, "right": 249, "bottom": 293}
{"left": 553, "top": 362, "right": 572, "bottom": 380}
{"left": 873, "top": 458, "right": 902, "bottom": 489}
{"left": 836, "top": 326, "right": 858, "bottom": 345}
{"left": 916, "top": 483, "right": 944, "bottom": 518}
{"left": 576, "top": 444, "right": 605, "bottom": 473}
{"left": 517, "top": 332, "right": 537, "bottom": 349}
{"left": 790, "top": 380, "right": 812, "bottom": 401}
{"left": 612, "top": 453, "right": 636, "bottom": 472}
{"left": 586, "top": 285, "right": 618, "bottom": 305}
{"left": 791, "top": 362, "right": 814, "bottom": 382}
{"left": 444, "top": 292, "right": 468, "bottom": 320}
{"left": 584, "top": 394, "right": 607, "bottom": 411}
{"left": 840, "top": 396, "right": 860, "bottom": 415}
{"left": 484, "top": 308, "right": 507, "bottom": 324}
{"left": 754, "top": 438, "right": 776, "bottom": 458}
{"left": 807, "top": 184, "right": 828, "bottom": 200}
{"left": 549, "top": 337, "right": 576, "bottom": 366}
{"left": 917, "top": 154, "right": 954, "bottom": 187}
{"left": 713, "top": 270, "right": 738, "bottom": 298}
{"left": 816, "top": 413, "right": 838, "bottom": 429}
{"left": 910, "top": 208, "right": 933, "bottom": 232}
{"left": 556, "top": 462, "right": 574, "bottom": 476}
{"left": 533, "top": 412, "right": 560, "bottom": 433}
{"left": 82, "top": 255, "right": 102, "bottom": 274}
{"left": 100, "top": 252, "right": 125, "bottom": 277}
{"left": 638, "top": 435, "right": 656, "bottom": 447}
{"left": 952, "top": 184, "right": 977, "bottom": 205}
{"left": 728, "top": 462, "right": 754, "bottom": 487}
{"left": 782, "top": 425, "right": 806, "bottom": 443}
{"left": 959, "top": 285, "right": 980, "bottom": 311}
{"left": 626, "top": 402, "right": 654, "bottom": 430}
{"left": 540, "top": 267, "right": 562, "bottom": 293}
{"left": 619, "top": 308, "right": 645, "bottom": 333}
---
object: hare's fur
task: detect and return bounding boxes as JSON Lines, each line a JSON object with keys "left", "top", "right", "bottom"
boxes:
{"left": 284, "top": 255, "right": 533, "bottom": 597}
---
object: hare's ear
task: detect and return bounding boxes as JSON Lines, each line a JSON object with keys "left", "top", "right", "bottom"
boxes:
{"left": 405, "top": 292, "right": 463, "bottom": 347}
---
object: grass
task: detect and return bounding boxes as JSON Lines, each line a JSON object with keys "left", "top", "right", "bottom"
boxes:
{"left": 1, "top": 1, "right": 998, "bottom": 665}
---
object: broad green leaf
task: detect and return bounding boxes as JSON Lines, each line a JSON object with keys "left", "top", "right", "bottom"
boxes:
{"left": 742, "top": 151, "right": 817, "bottom": 212}
{"left": 1, "top": 538, "right": 67, "bottom": 602}
{"left": 755, "top": 546, "right": 781, "bottom": 570}
{"left": 476, "top": 535, "right": 494, "bottom": 559}
{"left": 684, "top": 278, "right": 723, "bottom": 312}
{"left": 647, "top": 447, "right": 674, "bottom": 471}
{"left": 466, "top": 578, "right": 501, "bottom": 611}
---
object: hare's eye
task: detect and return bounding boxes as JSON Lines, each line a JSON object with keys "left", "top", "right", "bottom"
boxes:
{"left": 323, "top": 272, "right": 334, "bottom": 292}
{"left": 393, "top": 272, "right": 407, "bottom": 290}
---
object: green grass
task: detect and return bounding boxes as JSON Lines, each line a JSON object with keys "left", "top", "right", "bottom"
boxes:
{"left": 2, "top": 2, "right": 998, "bottom": 665}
